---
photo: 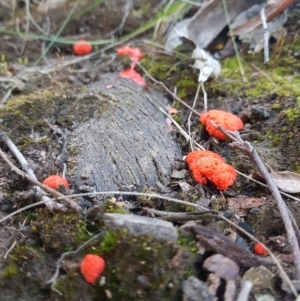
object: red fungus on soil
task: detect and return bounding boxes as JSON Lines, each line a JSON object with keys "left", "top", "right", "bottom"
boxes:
{"left": 185, "top": 149, "right": 224, "bottom": 166}
{"left": 117, "top": 46, "right": 142, "bottom": 63}
{"left": 42, "top": 175, "right": 69, "bottom": 190}
{"left": 119, "top": 68, "right": 146, "bottom": 86}
{"left": 73, "top": 39, "right": 92, "bottom": 56}
{"left": 80, "top": 254, "right": 105, "bottom": 285}
{"left": 185, "top": 150, "right": 237, "bottom": 191}
{"left": 117, "top": 46, "right": 144, "bottom": 85}
{"left": 200, "top": 110, "right": 243, "bottom": 140}
{"left": 254, "top": 243, "right": 267, "bottom": 256}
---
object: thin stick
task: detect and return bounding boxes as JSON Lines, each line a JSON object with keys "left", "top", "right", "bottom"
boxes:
{"left": 153, "top": 0, "right": 174, "bottom": 39}
{"left": 221, "top": 214, "right": 297, "bottom": 297}
{"left": 0, "top": 130, "right": 81, "bottom": 212}
{"left": 0, "top": 188, "right": 296, "bottom": 294}
{"left": 188, "top": 83, "right": 201, "bottom": 150}
{"left": 222, "top": 0, "right": 246, "bottom": 82}
{"left": 0, "top": 147, "right": 81, "bottom": 212}
{"left": 57, "top": 191, "right": 297, "bottom": 296}
{"left": 33, "top": 0, "right": 81, "bottom": 66}
{"left": 137, "top": 62, "right": 201, "bottom": 116}
{"left": 105, "top": 0, "right": 132, "bottom": 37}
{"left": 216, "top": 126, "right": 300, "bottom": 281}
{"left": 160, "top": 107, "right": 190, "bottom": 141}
{"left": 0, "top": 199, "right": 49, "bottom": 224}
{"left": 46, "top": 231, "right": 104, "bottom": 295}
{"left": 0, "top": 147, "right": 62, "bottom": 211}
{"left": 159, "top": 109, "right": 300, "bottom": 205}
{"left": 201, "top": 81, "right": 208, "bottom": 112}
{"left": 261, "top": 7, "right": 269, "bottom": 64}
{"left": 58, "top": 191, "right": 208, "bottom": 209}
{"left": 3, "top": 240, "right": 17, "bottom": 259}
{"left": 246, "top": 145, "right": 300, "bottom": 280}
{"left": 249, "top": 63, "right": 275, "bottom": 85}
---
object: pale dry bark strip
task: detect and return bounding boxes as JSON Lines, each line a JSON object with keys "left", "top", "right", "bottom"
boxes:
{"left": 0, "top": 130, "right": 82, "bottom": 212}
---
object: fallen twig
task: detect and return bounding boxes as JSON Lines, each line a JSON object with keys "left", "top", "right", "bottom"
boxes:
{"left": 160, "top": 108, "right": 300, "bottom": 205}
{"left": 222, "top": 0, "right": 246, "bottom": 82}
{"left": 0, "top": 130, "right": 82, "bottom": 212}
{"left": 231, "top": 0, "right": 295, "bottom": 37}
{"left": 188, "top": 83, "right": 201, "bottom": 150}
{"left": 0, "top": 199, "right": 50, "bottom": 224}
{"left": 0, "top": 188, "right": 295, "bottom": 295}
{"left": 261, "top": 7, "right": 269, "bottom": 65}
{"left": 142, "top": 207, "right": 218, "bottom": 222}
{"left": 46, "top": 231, "right": 104, "bottom": 295}
{"left": 215, "top": 125, "right": 300, "bottom": 281}
{"left": 137, "top": 62, "right": 201, "bottom": 116}
{"left": 184, "top": 223, "right": 273, "bottom": 268}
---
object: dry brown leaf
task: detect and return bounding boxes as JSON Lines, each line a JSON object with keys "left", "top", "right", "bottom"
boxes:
{"left": 228, "top": 195, "right": 267, "bottom": 217}
{"left": 231, "top": 0, "right": 295, "bottom": 36}
{"left": 270, "top": 171, "right": 300, "bottom": 193}
{"left": 187, "top": 0, "right": 264, "bottom": 48}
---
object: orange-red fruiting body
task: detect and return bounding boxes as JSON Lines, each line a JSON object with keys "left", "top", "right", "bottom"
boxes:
{"left": 185, "top": 150, "right": 224, "bottom": 166}
{"left": 190, "top": 157, "right": 237, "bottom": 190}
{"left": 80, "top": 254, "right": 105, "bottom": 285}
{"left": 117, "top": 46, "right": 142, "bottom": 62}
{"left": 73, "top": 39, "right": 92, "bottom": 56}
{"left": 42, "top": 175, "right": 69, "bottom": 189}
{"left": 119, "top": 68, "right": 146, "bottom": 86}
{"left": 185, "top": 150, "right": 237, "bottom": 191}
{"left": 200, "top": 110, "right": 243, "bottom": 140}
{"left": 254, "top": 243, "right": 267, "bottom": 256}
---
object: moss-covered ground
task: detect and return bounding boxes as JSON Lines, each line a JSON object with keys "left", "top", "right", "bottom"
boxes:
{"left": 0, "top": 205, "right": 196, "bottom": 301}
{"left": 1, "top": 4, "right": 300, "bottom": 301}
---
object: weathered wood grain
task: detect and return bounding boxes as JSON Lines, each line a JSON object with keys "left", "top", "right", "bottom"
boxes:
{"left": 72, "top": 73, "right": 181, "bottom": 192}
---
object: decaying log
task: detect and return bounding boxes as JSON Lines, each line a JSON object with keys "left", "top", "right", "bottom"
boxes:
{"left": 184, "top": 224, "right": 274, "bottom": 268}
{"left": 72, "top": 73, "right": 182, "bottom": 192}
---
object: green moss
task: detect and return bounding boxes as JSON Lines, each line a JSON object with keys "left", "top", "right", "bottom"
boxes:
{"left": 100, "top": 231, "right": 119, "bottom": 254}
{"left": 0, "top": 85, "right": 114, "bottom": 144}
{"left": 266, "top": 130, "right": 282, "bottom": 146}
{"left": 44, "top": 229, "right": 196, "bottom": 301}
{"left": 17, "top": 135, "right": 51, "bottom": 151}
{"left": 176, "top": 78, "right": 198, "bottom": 99}
{"left": 0, "top": 210, "right": 196, "bottom": 301}
{"left": 141, "top": 55, "right": 178, "bottom": 81}
{"left": 131, "top": 3, "right": 151, "bottom": 18}
{"left": 105, "top": 198, "right": 128, "bottom": 214}
{"left": 210, "top": 198, "right": 226, "bottom": 211}
{"left": 30, "top": 209, "right": 90, "bottom": 254}
{"left": 2, "top": 263, "right": 18, "bottom": 278}
{"left": 90, "top": 231, "right": 193, "bottom": 301}
{"left": 177, "top": 230, "right": 198, "bottom": 254}
{"left": 272, "top": 103, "right": 281, "bottom": 110}
{"left": 284, "top": 107, "right": 300, "bottom": 122}
{"left": 106, "top": 207, "right": 127, "bottom": 214}
{"left": 271, "top": 133, "right": 281, "bottom": 146}
{"left": 0, "top": 245, "right": 52, "bottom": 300}
{"left": 267, "top": 100, "right": 300, "bottom": 170}
{"left": 172, "top": 114, "right": 181, "bottom": 123}
{"left": 52, "top": 272, "right": 93, "bottom": 301}
{"left": 205, "top": 36, "right": 300, "bottom": 100}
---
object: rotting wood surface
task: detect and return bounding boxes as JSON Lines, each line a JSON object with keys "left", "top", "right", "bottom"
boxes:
{"left": 72, "top": 73, "right": 182, "bottom": 192}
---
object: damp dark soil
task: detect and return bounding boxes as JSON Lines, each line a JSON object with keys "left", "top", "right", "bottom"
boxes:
{"left": 1, "top": 1, "right": 300, "bottom": 301}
